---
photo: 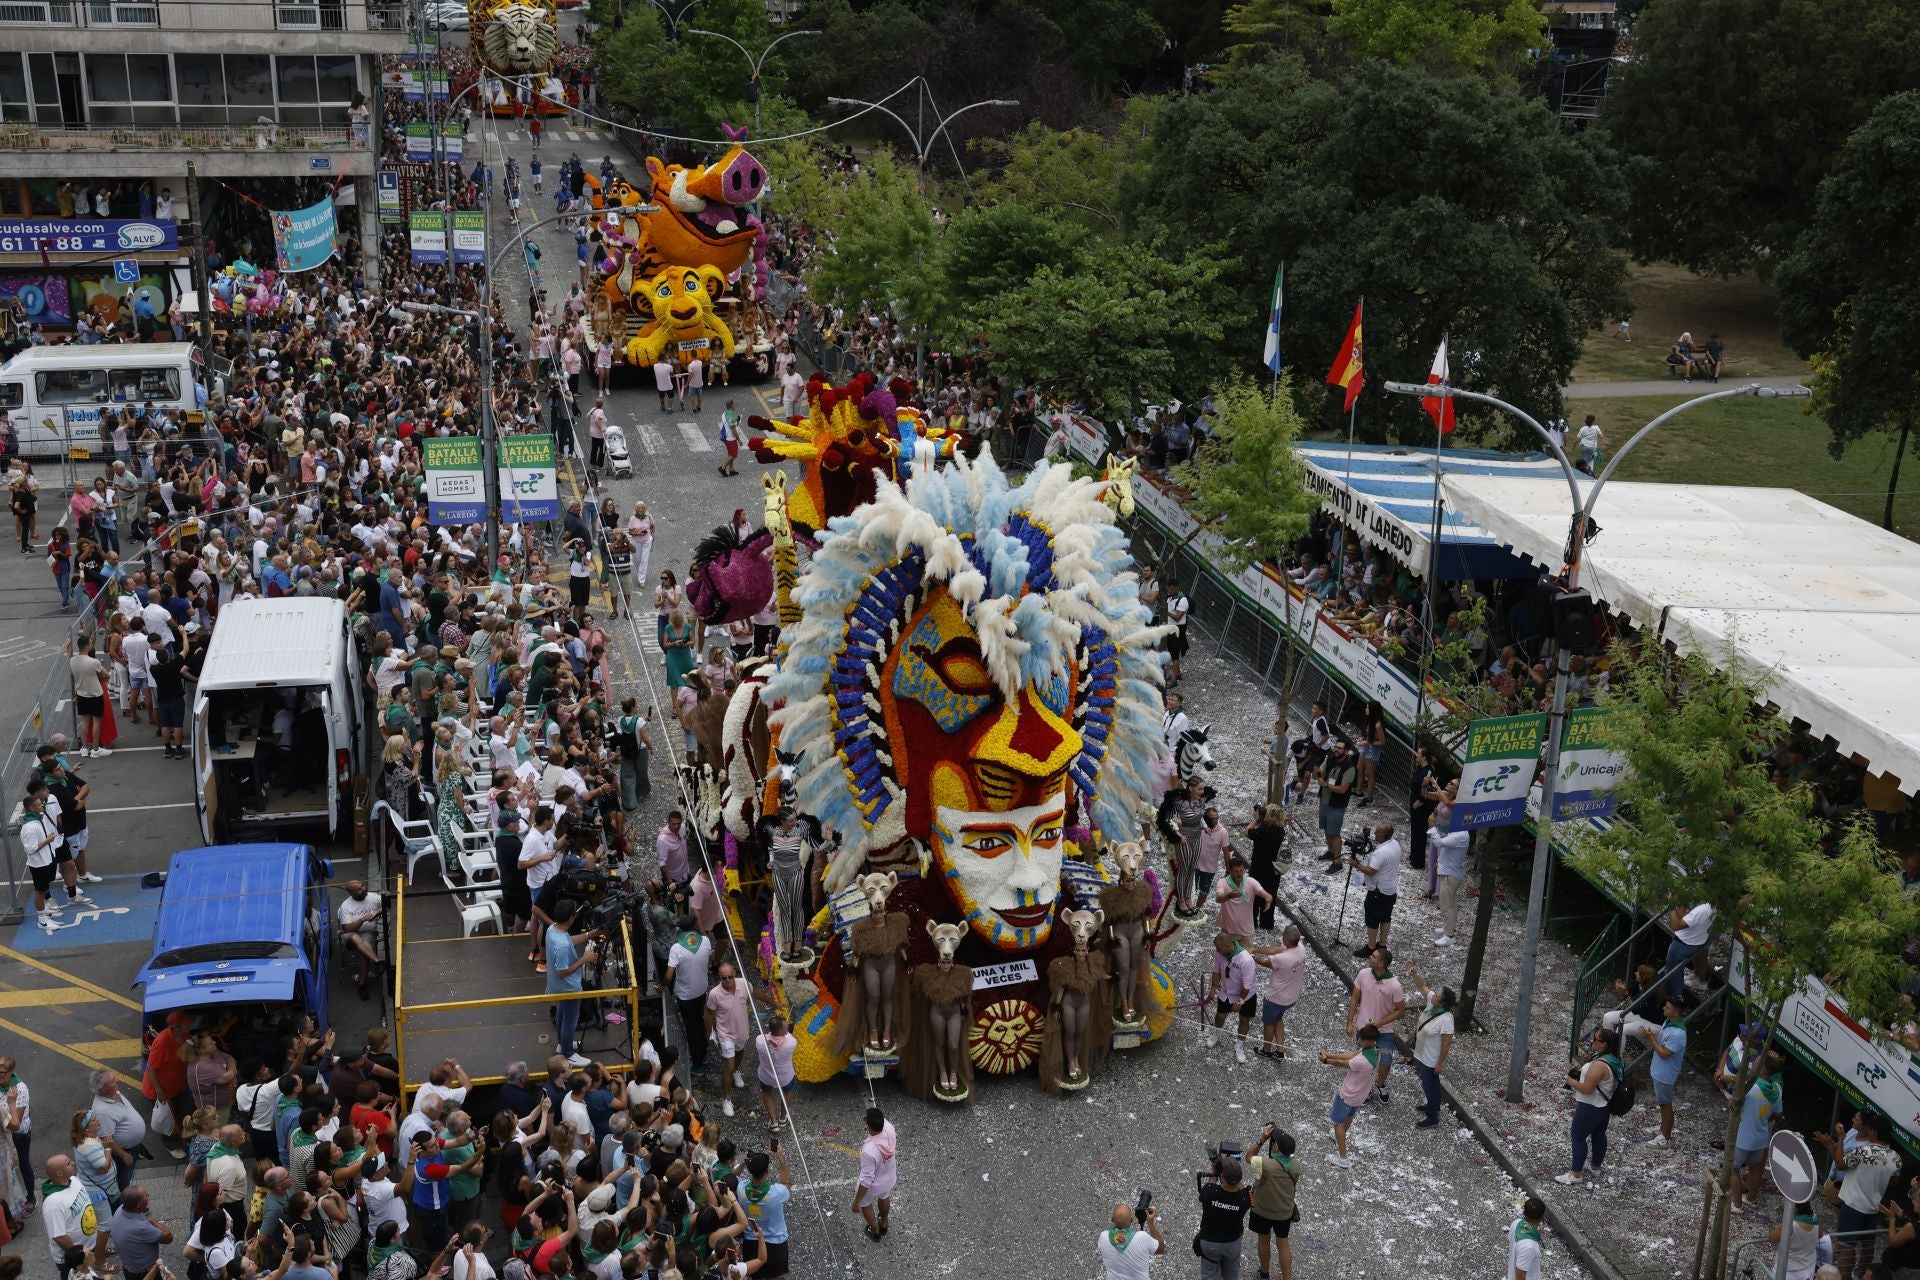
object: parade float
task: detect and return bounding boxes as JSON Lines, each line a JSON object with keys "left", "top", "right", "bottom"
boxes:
{"left": 584, "top": 143, "right": 778, "bottom": 381}
{"left": 693, "top": 374, "right": 1190, "bottom": 1098}
{"left": 472, "top": 0, "right": 568, "bottom": 115}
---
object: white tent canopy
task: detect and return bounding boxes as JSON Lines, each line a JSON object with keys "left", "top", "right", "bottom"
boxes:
{"left": 1438, "top": 476, "right": 1920, "bottom": 793}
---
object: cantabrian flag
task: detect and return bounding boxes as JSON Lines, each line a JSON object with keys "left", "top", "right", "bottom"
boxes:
{"left": 1422, "top": 337, "right": 1456, "bottom": 435}
{"left": 1262, "top": 264, "right": 1284, "bottom": 375}
{"left": 1326, "top": 299, "right": 1364, "bottom": 412}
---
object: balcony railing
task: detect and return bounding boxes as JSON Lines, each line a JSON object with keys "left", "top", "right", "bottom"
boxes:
{"left": 0, "top": 0, "right": 408, "bottom": 29}
{"left": 0, "top": 120, "right": 366, "bottom": 152}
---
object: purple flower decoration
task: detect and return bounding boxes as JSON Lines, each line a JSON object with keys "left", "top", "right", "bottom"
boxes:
{"left": 1142, "top": 866, "right": 1165, "bottom": 918}
{"left": 723, "top": 829, "right": 742, "bottom": 871}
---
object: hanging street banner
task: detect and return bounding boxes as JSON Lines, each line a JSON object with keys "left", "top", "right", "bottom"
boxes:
{"left": 500, "top": 433, "right": 559, "bottom": 523}
{"left": 377, "top": 171, "right": 401, "bottom": 225}
{"left": 1451, "top": 712, "right": 1547, "bottom": 831}
{"left": 270, "top": 197, "right": 336, "bottom": 273}
{"left": 408, "top": 210, "right": 448, "bottom": 263}
{"left": 438, "top": 123, "right": 463, "bottom": 161}
{"left": 404, "top": 122, "right": 433, "bottom": 162}
{"left": 424, "top": 436, "right": 485, "bottom": 524}
{"left": 1551, "top": 706, "right": 1630, "bottom": 821}
{"left": 451, "top": 209, "right": 484, "bottom": 264}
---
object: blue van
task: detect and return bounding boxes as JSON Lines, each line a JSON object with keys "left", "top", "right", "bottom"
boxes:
{"left": 134, "top": 844, "right": 336, "bottom": 1049}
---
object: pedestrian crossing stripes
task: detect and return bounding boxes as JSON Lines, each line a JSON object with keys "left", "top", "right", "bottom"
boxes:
{"left": 562, "top": 129, "right": 604, "bottom": 141}
{"left": 632, "top": 423, "right": 665, "bottom": 456}
{"left": 676, "top": 421, "right": 712, "bottom": 453}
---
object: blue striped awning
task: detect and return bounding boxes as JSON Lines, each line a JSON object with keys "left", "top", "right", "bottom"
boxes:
{"left": 1292, "top": 441, "right": 1570, "bottom": 581}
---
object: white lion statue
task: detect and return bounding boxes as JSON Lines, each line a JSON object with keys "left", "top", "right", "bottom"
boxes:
{"left": 477, "top": 0, "right": 559, "bottom": 76}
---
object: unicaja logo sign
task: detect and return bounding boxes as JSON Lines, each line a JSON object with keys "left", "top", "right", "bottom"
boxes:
{"left": 116, "top": 223, "right": 168, "bottom": 250}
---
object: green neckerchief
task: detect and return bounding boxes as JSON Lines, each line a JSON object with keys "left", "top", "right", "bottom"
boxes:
{"left": 277, "top": 1095, "right": 300, "bottom": 1113}
{"left": 1663, "top": 1018, "right": 1687, "bottom": 1030}
{"left": 1754, "top": 1076, "right": 1782, "bottom": 1107}
{"left": 1372, "top": 968, "right": 1395, "bottom": 982}
{"left": 744, "top": 1177, "right": 773, "bottom": 1205}
{"left": 1514, "top": 1220, "right": 1542, "bottom": 1245}
{"left": 369, "top": 1242, "right": 403, "bottom": 1266}
{"left": 1224, "top": 874, "right": 1246, "bottom": 897}
{"left": 1108, "top": 1226, "right": 1138, "bottom": 1251}
{"left": 1360, "top": 1047, "right": 1381, "bottom": 1067}
{"left": 1419, "top": 1003, "right": 1452, "bottom": 1028}
{"left": 1793, "top": 1212, "right": 1819, "bottom": 1226}
{"left": 680, "top": 931, "right": 702, "bottom": 952}
{"left": 208, "top": 1141, "right": 242, "bottom": 1161}
{"left": 40, "top": 1177, "right": 65, "bottom": 1199}
{"left": 582, "top": 1243, "right": 611, "bottom": 1265}
{"left": 291, "top": 1129, "right": 318, "bottom": 1148}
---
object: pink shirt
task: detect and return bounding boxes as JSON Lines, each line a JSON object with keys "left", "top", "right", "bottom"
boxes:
{"left": 690, "top": 868, "right": 723, "bottom": 932}
{"left": 1197, "top": 823, "right": 1230, "bottom": 874}
{"left": 1213, "top": 946, "right": 1258, "bottom": 1005}
{"left": 1339, "top": 1050, "right": 1377, "bottom": 1105}
{"left": 1213, "top": 874, "right": 1265, "bottom": 937}
{"left": 704, "top": 981, "right": 752, "bottom": 1045}
{"left": 1263, "top": 944, "right": 1307, "bottom": 1006}
{"left": 859, "top": 1121, "right": 898, "bottom": 1198}
{"left": 656, "top": 825, "right": 689, "bottom": 881}
{"left": 1354, "top": 969, "right": 1405, "bottom": 1032}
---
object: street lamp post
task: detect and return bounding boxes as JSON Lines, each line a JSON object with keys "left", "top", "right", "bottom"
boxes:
{"left": 685, "top": 27, "right": 820, "bottom": 136}
{"left": 406, "top": 299, "right": 503, "bottom": 566}
{"left": 824, "top": 85, "right": 1016, "bottom": 388}
{"left": 1381, "top": 378, "right": 1811, "bottom": 1104}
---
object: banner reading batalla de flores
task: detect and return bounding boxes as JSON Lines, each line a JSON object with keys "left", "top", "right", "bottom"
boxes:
{"left": 1451, "top": 712, "right": 1547, "bottom": 831}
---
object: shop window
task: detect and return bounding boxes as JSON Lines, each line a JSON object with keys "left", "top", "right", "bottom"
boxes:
{"left": 276, "top": 56, "right": 318, "bottom": 105}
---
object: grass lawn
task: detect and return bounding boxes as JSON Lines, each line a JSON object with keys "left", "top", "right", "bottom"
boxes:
{"left": 1574, "top": 393, "right": 1920, "bottom": 540}
{"left": 1572, "top": 262, "right": 1810, "bottom": 384}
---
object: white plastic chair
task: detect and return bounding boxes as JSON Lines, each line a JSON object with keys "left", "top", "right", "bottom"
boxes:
{"left": 456, "top": 888, "right": 504, "bottom": 938}
{"left": 373, "top": 800, "right": 443, "bottom": 886}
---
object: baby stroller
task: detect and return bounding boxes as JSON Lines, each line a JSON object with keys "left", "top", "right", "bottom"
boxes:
{"left": 606, "top": 422, "right": 633, "bottom": 478}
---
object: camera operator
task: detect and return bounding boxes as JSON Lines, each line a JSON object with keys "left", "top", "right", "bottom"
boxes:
{"left": 1196, "top": 1152, "right": 1252, "bottom": 1280}
{"left": 1243, "top": 1124, "right": 1300, "bottom": 1280}
{"left": 1098, "top": 1198, "right": 1166, "bottom": 1280}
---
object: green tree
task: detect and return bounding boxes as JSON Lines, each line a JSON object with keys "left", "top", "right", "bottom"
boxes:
{"left": 977, "top": 108, "right": 1156, "bottom": 239}
{"left": 1776, "top": 92, "right": 1920, "bottom": 531}
{"left": 1221, "top": 0, "right": 1334, "bottom": 64}
{"left": 935, "top": 202, "right": 1087, "bottom": 331}
{"left": 1130, "top": 58, "right": 1627, "bottom": 439}
{"left": 1603, "top": 0, "right": 1920, "bottom": 276}
{"left": 1327, "top": 0, "right": 1542, "bottom": 75}
{"left": 978, "top": 238, "right": 1228, "bottom": 424}
{"left": 590, "top": 0, "right": 780, "bottom": 136}
{"left": 1567, "top": 643, "right": 1920, "bottom": 1280}
{"left": 1175, "top": 374, "right": 1324, "bottom": 722}
{"left": 800, "top": 152, "right": 947, "bottom": 333}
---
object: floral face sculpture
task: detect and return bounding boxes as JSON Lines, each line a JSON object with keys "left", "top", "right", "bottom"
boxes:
{"left": 769, "top": 456, "right": 1167, "bottom": 956}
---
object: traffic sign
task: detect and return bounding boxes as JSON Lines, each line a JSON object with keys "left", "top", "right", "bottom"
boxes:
{"left": 1767, "top": 1131, "right": 1817, "bottom": 1202}
{"left": 112, "top": 259, "right": 140, "bottom": 284}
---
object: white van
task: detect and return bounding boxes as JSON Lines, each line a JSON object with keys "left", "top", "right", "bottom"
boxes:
{"left": 0, "top": 342, "right": 209, "bottom": 457}
{"left": 192, "top": 597, "right": 364, "bottom": 845}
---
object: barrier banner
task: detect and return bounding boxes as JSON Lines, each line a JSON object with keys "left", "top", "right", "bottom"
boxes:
{"left": 1451, "top": 713, "right": 1547, "bottom": 830}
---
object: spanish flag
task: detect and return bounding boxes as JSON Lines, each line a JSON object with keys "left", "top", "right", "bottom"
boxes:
{"left": 1326, "top": 299, "right": 1365, "bottom": 412}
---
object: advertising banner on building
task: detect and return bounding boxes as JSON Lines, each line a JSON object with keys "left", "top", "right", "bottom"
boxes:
{"left": 424, "top": 436, "right": 486, "bottom": 524}
{"left": 1451, "top": 713, "right": 1547, "bottom": 831}
{"left": 0, "top": 218, "right": 178, "bottom": 255}
{"left": 0, "top": 275, "right": 72, "bottom": 325}
{"left": 499, "top": 433, "right": 559, "bottom": 523}
{"left": 271, "top": 198, "right": 336, "bottom": 273}
{"left": 1550, "top": 706, "right": 1630, "bottom": 821}
{"left": 451, "top": 210, "right": 485, "bottom": 264}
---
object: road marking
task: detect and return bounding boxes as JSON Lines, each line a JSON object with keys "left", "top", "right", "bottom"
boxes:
{"left": 676, "top": 422, "right": 711, "bottom": 453}
{"left": 0, "top": 984, "right": 103, "bottom": 1008}
{"left": 583, "top": 129, "right": 601, "bottom": 140}
{"left": 66, "top": 1036, "right": 142, "bottom": 1058}
{"left": 752, "top": 385, "right": 779, "bottom": 417}
{"left": 0, "top": 943, "right": 143, "bottom": 1010}
{"left": 565, "top": 129, "right": 579, "bottom": 140}
{"left": 635, "top": 423, "right": 664, "bottom": 456}
{"left": 0, "top": 1015, "right": 138, "bottom": 1085}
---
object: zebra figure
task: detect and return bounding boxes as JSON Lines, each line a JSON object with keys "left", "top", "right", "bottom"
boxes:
{"left": 1154, "top": 725, "right": 1219, "bottom": 916}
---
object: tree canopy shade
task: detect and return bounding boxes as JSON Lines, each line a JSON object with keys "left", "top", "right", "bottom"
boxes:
{"left": 977, "top": 238, "right": 1228, "bottom": 426}
{"left": 1602, "top": 0, "right": 1920, "bottom": 277}
{"left": 1130, "top": 58, "right": 1627, "bottom": 440}
{"left": 1775, "top": 93, "right": 1920, "bottom": 529}
{"left": 1325, "top": 0, "right": 1542, "bottom": 76}
{"left": 1176, "top": 377, "right": 1323, "bottom": 572}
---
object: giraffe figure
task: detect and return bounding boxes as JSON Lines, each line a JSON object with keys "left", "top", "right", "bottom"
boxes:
{"left": 1100, "top": 452, "right": 1138, "bottom": 518}
{"left": 763, "top": 470, "right": 802, "bottom": 630}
